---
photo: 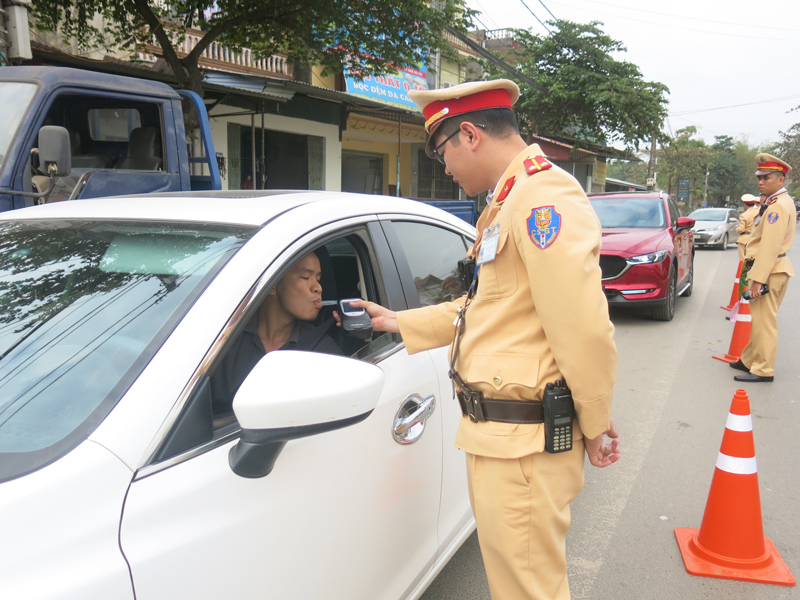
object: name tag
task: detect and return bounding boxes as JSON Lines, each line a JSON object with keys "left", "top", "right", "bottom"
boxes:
{"left": 477, "top": 223, "right": 502, "bottom": 265}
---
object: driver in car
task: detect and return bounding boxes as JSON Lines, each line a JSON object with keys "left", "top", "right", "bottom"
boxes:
{"left": 211, "top": 251, "right": 341, "bottom": 409}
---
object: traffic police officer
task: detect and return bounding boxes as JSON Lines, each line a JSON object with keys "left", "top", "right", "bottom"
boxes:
{"left": 352, "top": 80, "right": 620, "bottom": 600}
{"left": 731, "top": 153, "right": 796, "bottom": 382}
{"left": 736, "top": 193, "right": 759, "bottom": 262}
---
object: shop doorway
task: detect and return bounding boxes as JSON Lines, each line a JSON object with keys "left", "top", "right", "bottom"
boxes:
{"left": 342, "top": 151, "right": 384, "bottom": 195}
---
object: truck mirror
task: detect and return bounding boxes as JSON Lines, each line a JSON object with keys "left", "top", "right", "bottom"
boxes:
{"left": 37, "top": 126, "right": 72, "bottom": 177}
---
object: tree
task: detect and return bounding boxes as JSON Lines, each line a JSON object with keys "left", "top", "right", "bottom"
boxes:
{"left": 484, "top": 20, "right": 669, "bottom": 150}
{"left": 771, "top": 122, "right": 800, "bottom": 195}
{"left": 31, "top": 0, "right": 474, "bottom": 96}
{"left": 656, "top": 127, "right": 710, "bottom": 208}
{"left": 707, "top": 135, "right": 746, "bottom": 206}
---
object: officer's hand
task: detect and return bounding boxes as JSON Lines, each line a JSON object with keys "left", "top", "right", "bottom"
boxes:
{"left": 749, "top": 281, "right": 764, "bottom": 299}
{"left": 350, "top": 300, "right": 400, "bottom": 333}
{"left": 584, "top": 419, "right": 620, "bottom": 468}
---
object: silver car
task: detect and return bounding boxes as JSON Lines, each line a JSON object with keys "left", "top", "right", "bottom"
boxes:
{"left": 688, "top": 207, "right": 739, "bottom": 250}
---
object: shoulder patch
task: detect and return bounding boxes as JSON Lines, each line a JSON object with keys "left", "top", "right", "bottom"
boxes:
{"left": 495, "top": 176, "right": 516, "bottom": 203}
{"left": 527, "top": 206, "right": 561, "bottom": 249}
{"left": 767, "top": 211, "right": 779, "bottom": 224}
{"left": 524, "top": 155, "right": 552, "bottom": 175}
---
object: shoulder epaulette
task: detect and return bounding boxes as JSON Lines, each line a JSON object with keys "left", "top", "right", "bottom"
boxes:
{"left": 524, "top": 155, "right": 552, "bottom": 175}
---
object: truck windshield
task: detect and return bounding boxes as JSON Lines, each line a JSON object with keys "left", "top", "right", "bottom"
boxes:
{"left": 0, "top": 82, "right": 37, "bottom": 167}
{"left": 0, "top": 219, "right": 256, "bottom": 482}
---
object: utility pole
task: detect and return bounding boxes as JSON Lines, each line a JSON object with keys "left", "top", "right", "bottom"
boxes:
{"left": 646, "top": 134, "right": 657, "bottom": 190}
{"left": 703, "top": 163, "right": 710, "bottom": 205}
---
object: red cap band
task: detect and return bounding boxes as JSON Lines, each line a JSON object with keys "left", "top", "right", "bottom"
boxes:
{"left": 423, "top": 89, "right": 513, "bottom": 133}
{"left": 757, "top": 161, "right": 788, "bottom": 174}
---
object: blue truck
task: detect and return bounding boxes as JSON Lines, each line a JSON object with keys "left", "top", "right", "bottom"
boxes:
{"left": 0, "top": 66, "right": 220, "bottom": 211}
{"left": 0, "top": 66, "right": 476, "bottom": 224}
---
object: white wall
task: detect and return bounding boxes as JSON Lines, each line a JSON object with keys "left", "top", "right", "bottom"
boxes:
{"left": 208, "top": 110, "right": 342, "bottom": 192}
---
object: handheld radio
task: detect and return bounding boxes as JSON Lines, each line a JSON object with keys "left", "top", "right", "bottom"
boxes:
{"left": 543, "top": 380, "right": 574, "bottom": 454}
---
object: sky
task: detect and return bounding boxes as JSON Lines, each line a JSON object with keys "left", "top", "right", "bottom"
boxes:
{"left": 464, "top": 0, "right": 800, "bottom": 148}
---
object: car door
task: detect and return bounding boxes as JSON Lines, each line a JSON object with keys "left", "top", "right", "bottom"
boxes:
{"left": 118, "top": 211, "right": 444, "bottom": 600}
{"left": 380, "top": 216, "right": 476, "bottom": 556}
{"left": 668, "top": 198, "right": 690, "bottom": 283}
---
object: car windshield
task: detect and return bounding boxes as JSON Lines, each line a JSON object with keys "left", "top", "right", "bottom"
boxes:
{"left": 0, "top": 219, "right": 255, "bottom": 482}
{"left": 0, "top": 82, "right": 38, "bottom": 168}
{"left": 590, "top": 197, "right": 666, "bottom": 228}
{"left": 688, "top": 208, "right": 728, "bottom": 221}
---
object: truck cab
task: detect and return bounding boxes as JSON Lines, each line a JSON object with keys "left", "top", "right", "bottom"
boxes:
{"left": 0, "top": 67, "right": 219, "bottom": 211}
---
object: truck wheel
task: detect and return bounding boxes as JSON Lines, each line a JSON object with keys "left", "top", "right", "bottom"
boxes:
{"left": 651, "top": 266, "right": 677, "bottom": 321}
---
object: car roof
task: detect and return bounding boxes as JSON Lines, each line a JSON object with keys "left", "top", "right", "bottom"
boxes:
{"left": 0, "top": 191, "right": 472, "bottom": 230}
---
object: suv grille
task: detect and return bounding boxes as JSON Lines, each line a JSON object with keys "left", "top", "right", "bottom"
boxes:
{"left": 599, "top": 255, "right": 628, "bottom": 280}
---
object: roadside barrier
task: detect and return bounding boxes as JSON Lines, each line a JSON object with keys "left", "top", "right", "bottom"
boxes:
{"left": 675, "top": 389, "right": 795, "bottom": 585}
{"left": 712, "top": 296, "right": 750, "bottom": 363}
{"left": 722, "top": 260, "right": 744, "bottom": 311}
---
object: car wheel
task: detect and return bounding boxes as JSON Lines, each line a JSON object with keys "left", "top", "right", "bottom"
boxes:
{"left": 718, "top": 232, "right": 728, "bottom": 250}
{"left": 680, "top": 253, "right": 694, "bottom": 297}
{"left": 651, "top": 265, "right": 677, "bottom": 321}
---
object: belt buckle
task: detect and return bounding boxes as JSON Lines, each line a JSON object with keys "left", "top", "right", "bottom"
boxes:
{"left": 459, "top": 390, "right": 486, "bottom": 422}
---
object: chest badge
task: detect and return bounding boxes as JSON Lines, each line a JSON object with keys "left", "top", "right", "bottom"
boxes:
{"left": 527, "top": 206, "right": 562, "bottom": 249}
{"left": 524, "top": 155, "right": 552, "bottom": 175}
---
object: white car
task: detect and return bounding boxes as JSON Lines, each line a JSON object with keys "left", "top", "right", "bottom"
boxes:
{"left": 688, "top": 207, "right": 739, "bottom": 249}
{"left": 0, "top": 192, "right": 476, "bottom": 600}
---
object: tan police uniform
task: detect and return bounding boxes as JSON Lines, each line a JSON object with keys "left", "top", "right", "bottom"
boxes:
{"left": 736, "top": 194, "right": 759, "bottom": 262}
{"left": 399, "top": 79, "right": 617, "bottom": 600}
{"left": 741, "top": 154, "right": 796, "bottom": 378}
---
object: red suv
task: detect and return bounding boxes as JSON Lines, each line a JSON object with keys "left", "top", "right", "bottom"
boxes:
{"left": 588, "top": 191, "right": 695, "bottom": 321}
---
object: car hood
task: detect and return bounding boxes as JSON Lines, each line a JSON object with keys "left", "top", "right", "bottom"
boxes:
{"left": 691, "top": 219, "right": 728, "bottom": 230}
{"left": 601, "top": 228, "right": 669, "bottom": 257}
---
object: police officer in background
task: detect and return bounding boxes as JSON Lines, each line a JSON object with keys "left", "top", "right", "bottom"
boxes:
{"left": 352, "top": 80, "right": 620, "bottom": 600}
{"left": 736, "top": 193, "right": 760, "bottom": 261}
{"left": 731, "top": 154, "right": 796, "bottom": 382}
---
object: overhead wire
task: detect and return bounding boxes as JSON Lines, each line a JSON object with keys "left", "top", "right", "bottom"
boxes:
{"left": 536, "top": 0, "right": 558, "bottom": 21}
{"left": 518, "top": 0, "right": 552, "bottom": 33}
{"left": 670, "top": 94, "right": 800, "bottom": 116}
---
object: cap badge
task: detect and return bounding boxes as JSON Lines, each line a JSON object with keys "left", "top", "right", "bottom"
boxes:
{"left": 527, "top": 206, "right": 562, "bottom": 249}
{"left": 524, "top": 155, "right": 553, "bottom": 175}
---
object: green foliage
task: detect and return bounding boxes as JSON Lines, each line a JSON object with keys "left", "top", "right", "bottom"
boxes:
{"left": 606, "top": 157, "right": 648, "bottom": 186}
{"left": 483, "top": 20, "right": 669, "bottom": 150}
{"left": 656, "top": 127, "right": 762, "bottom": 210}
{"left": 771, "top": 122, "right": 800, "bottom": 195}
{"left": 31, "top": 0, "right": 474, "bottom": 95}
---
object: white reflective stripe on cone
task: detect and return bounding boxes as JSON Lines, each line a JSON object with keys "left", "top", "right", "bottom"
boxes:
{"left": 737, "top": 314, "right": 752, "bottom": 322}
{"left": 716, "top": 453, "right": 757, "bottom": 475}
{"left": 725, "top": 413, "right": 753, "bottom": 432}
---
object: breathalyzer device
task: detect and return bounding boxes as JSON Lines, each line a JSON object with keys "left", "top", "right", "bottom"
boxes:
{"left": 338, "top": 298, "right": 373, "bottom": 339}
{"left": 543, "top": 381, "right": 574, "bottom": 454}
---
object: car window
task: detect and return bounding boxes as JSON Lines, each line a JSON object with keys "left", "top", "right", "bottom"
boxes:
{"left": 668, "top": 199, "right": 680, "bottom": 223}
{"left": 688, "top": 208, "right": 728, "bottom": 221}
{"left": 389, "top": 221, "right": 469, "bottom": 306}
{"left": 153, "top": 226, "right": 400, "bottom": 462}
{"left": 589, "top": 197, "right": 666, "bottom": 228}
{"left": 0, "top": 219, "right": 255, "bottom": 482}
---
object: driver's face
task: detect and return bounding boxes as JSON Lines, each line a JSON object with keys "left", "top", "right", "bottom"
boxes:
{"left": 274, "top": 253, "right": 323, "bottom": 322}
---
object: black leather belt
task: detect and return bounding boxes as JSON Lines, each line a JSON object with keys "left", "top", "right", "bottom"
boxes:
{"left": 457, "top": 391, "right": 544, "bottom": 424}
{"left": 741, "top": 232, "right": 751, "bottom": 235}
{"left": 778, "top": 253, "right": 787, "bottom": 258}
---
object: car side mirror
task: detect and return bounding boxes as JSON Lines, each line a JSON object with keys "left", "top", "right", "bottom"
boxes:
{"left": 676, "top": 217, "right": 695, "bottom": 232}
{"left": 37, "top": 126, "right": 72, "bottom": 177}
{"left": 729, "top": 217, "right": 738, "bottom": 223}
{"left": 229, "top": 350, "right": 384, "bottom": 478}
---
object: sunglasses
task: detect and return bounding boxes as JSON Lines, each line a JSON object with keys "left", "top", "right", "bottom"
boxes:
{"left": 431, "top": 124, "right": 486, "bottom": 165}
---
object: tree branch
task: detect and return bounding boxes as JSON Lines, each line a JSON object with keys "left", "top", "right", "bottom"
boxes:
{"left": 132, "top": 0, "right": 187, "bottom": 87}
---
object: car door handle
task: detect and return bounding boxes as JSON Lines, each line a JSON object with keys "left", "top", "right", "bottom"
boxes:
{"left": 392, "top": 393, "right": 436, "bottom": 445}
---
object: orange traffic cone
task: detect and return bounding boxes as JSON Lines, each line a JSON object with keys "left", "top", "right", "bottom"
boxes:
{"left": 713, "top": 296, "right": 751, "bottom": 363}
{"left": 722, "top": 260, "right": 744, "bottom": 310}
{"left": 675, "top": 390, "right": 795, "bottom": 585}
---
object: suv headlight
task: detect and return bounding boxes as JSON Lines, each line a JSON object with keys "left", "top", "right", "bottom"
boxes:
{"left": 627, "top": 250, "right": 668, "bottom": 265}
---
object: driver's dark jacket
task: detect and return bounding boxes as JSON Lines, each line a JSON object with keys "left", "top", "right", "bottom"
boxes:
{"left": 210, "top": 316, "right": 341, "bottom": 411}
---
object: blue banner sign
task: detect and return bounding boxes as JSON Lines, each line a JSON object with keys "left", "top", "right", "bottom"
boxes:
{"left": 345, "top": 66, "right": 428, "bottom": 111}
{"left": 677, "top": 178, "right": 690, "bottom": 202}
